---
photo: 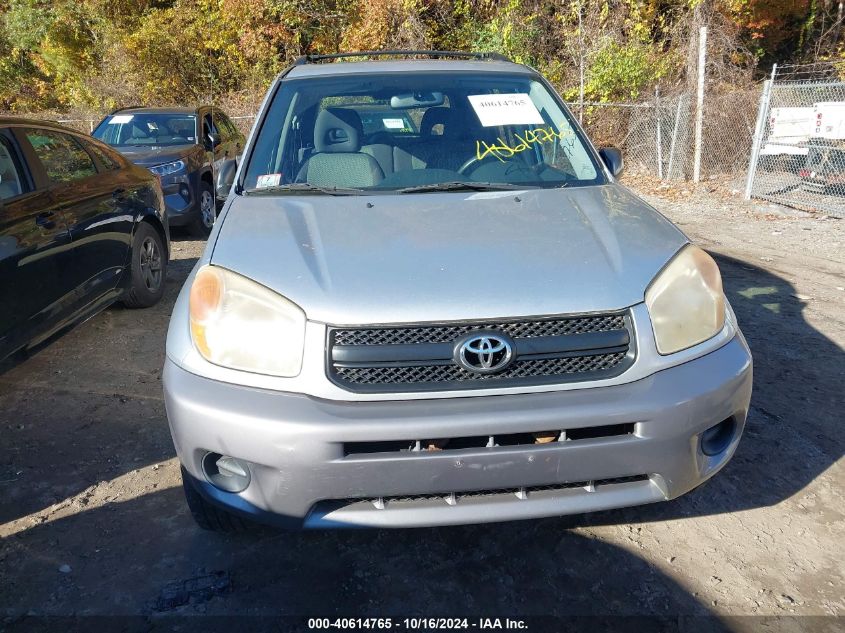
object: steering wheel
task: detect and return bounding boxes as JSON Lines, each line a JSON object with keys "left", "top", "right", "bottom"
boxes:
{"left": 458, "top": 153, "right": 543, "bottom": 181}
{"left": 458, "top": 153, "right": 496, "bottom": 176}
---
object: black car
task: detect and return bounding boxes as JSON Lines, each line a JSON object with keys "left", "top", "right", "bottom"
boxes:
{"left": 0, "top": 117, "right": 168, "bottom": 361}
{"left": 92, "top": 106, "right": 245, "bottom": 237}
{"left": 799, "top": 140, "right": 845, "bottom": 194}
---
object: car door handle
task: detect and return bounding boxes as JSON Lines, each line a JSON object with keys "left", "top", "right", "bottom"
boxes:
{"left": 35, "top": 211, "right": 56, "bottom": 229}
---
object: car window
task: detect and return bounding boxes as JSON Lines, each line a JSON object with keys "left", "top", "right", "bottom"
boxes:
{"left": 92, "top": 113, "right": 197, "bottom": 147}
{"left": 244, "top": 72, "right": 602, "bottom": 192}
{"left": 82, "top": 139, "right": 120, "bottom": 171}
{"left": 202, "top": 114, "right": 219, "bottom": 141}
{"left": 225, "top": 115, "right": 242, "bottom": 139}
{"left": 214, "top": 113, "right": 236, "bottom": 140}
{"left": 25, "top": 129, "right": 97, "bottom": 184}
{"left": 0, "top": 136, "right": 26, "bottom": 200}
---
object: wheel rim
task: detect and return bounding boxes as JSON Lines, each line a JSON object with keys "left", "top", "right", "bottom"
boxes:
{"left": 200, "top": 190, "right": 215, "bottom": 228}
{"left": 139, "top": 237, "right": 163, "bottom": 292}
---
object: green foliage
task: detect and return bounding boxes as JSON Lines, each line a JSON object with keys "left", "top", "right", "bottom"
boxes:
{"left": 123, "top": 1, "right": 248, "bottom": 104}
{"left": 575, "top": 39, "right": 673, "bottom": 102}
{"left": 0, "top": 0, "right": 839, "bottom": 113}
{"left": 471, "top": 0, "right": 540, "bottom": 67}
{"left": 3, "top": 0, "right": 50, "bottom": 51}
{"left": 0, "top": 0, "right": 103, "bottom": 108}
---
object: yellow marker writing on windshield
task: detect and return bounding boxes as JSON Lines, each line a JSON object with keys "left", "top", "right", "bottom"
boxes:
{"left": 475, "top": 126, "right": 574, "bottom": 162}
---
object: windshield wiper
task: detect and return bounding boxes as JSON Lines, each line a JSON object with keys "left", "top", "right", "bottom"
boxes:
{"left": 397, "top": 181, "right": 536, "bottom": 194}
{"left": 245, "top": 182, "right": 365, "bottom": 196}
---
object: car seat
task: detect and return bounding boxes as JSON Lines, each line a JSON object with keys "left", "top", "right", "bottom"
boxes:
{"left": 126, "top": 124, "right": 155, "bottom": 145}
{"left": 169, "top": 119, "right": 195, "bottom": 142}
{"left": 362, "top": 131, "right": 396, "bottom": 177}
{"left": 394, "top": 107, "right": 467, "bottom": 172}
{"left": 301, "top": 108, "right": 384, "bottom": 188}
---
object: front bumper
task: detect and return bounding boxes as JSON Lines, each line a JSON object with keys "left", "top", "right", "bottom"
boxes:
{"left": 163, "top": 336, "right": 752, "bottom": 529}
{"left": 160, "top": 172, "right": 199, "bottom": 227}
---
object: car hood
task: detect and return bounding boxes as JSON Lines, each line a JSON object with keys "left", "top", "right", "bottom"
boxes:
{"left": 115, "top": 144, "right": 196, "bottom": 167}
{"left": 211, "top": 184, "right": 688, "bottom": 325}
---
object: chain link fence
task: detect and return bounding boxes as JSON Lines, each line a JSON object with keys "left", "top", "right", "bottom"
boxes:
{"left": 571, "top": 89, "right": 758, "bottom": 183}
{"left": 745, "top": 63, "right": 845, "bottom": 218}
{"left": 572, "top": 99, "right": 690, "bottom": 180}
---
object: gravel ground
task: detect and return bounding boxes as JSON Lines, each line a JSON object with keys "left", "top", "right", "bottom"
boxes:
{"left": 0, "top": 185, "right": 843, "bottom": 631}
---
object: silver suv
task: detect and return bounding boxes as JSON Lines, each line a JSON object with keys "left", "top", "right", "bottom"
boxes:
{"left": 163, "top": 51, "right": 752, "bottom": 531}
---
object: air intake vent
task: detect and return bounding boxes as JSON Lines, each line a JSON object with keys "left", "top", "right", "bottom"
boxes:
{"left": 329, "top": 475, "right": 651, "bottom": 510}
{"left": 343, "top": 422, "right": 635, "bottom": 457}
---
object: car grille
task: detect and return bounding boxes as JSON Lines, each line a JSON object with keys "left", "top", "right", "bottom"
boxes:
{"left": 327, "top": 312, "right": 635, "bottom": 393}
{"left": 333, "top": 314, "right": 625, "bottom": 345}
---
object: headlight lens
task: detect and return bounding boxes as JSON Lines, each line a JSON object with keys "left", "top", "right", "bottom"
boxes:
{"left": 149, "top": 159, "right": 185, "bottom": 176}
{"left": 189, "top": 265, "right": 306, "bottom": 376}
{"left": 645, "top": 245, "right": 726, "bottom": 355}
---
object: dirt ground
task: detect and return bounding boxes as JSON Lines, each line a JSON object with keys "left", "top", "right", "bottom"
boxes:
{"left": 0, "top": 184, "right": 843, "bottom": 631}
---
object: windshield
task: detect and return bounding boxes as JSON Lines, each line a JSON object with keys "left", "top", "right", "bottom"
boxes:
{"left": 93, "top": 113, "right": 197, "bottom": 147}
{"left": 243, "top": 72, "right": 603, "bottom": 193}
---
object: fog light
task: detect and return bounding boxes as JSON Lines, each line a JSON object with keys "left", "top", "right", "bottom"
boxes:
{"left": 201, "top": 452, "right": 251, "bottom": 493}
{"left": 700, "top": 418, "right": 736, "bottom": 456}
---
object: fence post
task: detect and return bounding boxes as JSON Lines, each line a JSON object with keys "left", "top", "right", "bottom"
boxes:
{"left": 744, "top": 65, "right": 777, "bottom": 200}
{"left": 655, "top": 87, "right": 664, "bottom": 179}
{"left": 693, "top": 26, "right": 707, "bottom": 183}
{"left": 577, "top": 0, "right": 585, "bottom": 123}
{"left": 667, "top": 96, "right": 684, "bottom": 180}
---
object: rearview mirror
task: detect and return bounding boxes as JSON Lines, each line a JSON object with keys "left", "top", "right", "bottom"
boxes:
{"left": 599, "top": 147, "right": 624, "bottom": 178}
{"left": 216, "top": 159, "right": 237, "bottom": 200}
{"left": 390, "top": 91, "right": 444, "bottom": 109}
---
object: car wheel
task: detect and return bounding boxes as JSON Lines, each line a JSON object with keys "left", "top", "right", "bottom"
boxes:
{"left": 122, "top": 222, "right": 166, "bottom": 309}
{"left": 189, "top": 181, "right": 216, "bottom": 238}
{"left": 181, "top": 466, "right": 251, "bottom": 533}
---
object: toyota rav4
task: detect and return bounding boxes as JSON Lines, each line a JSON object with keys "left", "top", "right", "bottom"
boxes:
{"left": 163, "top": 51, "right": 753, "bottom": 531}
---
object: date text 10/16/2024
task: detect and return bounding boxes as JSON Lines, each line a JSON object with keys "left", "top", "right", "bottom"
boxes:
{"left": 307, "top": 618, "right": 528, "bottom": 630}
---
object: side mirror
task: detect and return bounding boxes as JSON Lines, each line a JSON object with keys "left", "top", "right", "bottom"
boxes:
{"left": 206, "top": 132, "right": 220, "bottom": 150}
{"left": 216, "top": 159, "right": 237, "bottom": 200}
{"left": 599, "top": 147, "right": 624, "bottom": 178}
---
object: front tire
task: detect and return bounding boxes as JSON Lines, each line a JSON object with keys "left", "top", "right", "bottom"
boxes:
{"left": 189, "top": 181, "right": 216, "bottom": 238}
{"left": 122, "top": 222, "right": 166, "bottom": 308}
{"left": 181, "top": 467, "right": 250, "bottom": 533}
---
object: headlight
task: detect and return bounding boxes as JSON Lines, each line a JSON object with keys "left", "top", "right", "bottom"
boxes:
{"left": 189, "top": 265, "right": 306, "bottom": 376}
{"left": 149, "top": 159, "right": 185, "bottom": 176}
{"left": 645, "top": 245, "right": 725, "bottom": 355}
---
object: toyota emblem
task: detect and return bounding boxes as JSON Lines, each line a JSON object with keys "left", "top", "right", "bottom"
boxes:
{"left": 455, "top": 332, "right": 515, "bottom": 374}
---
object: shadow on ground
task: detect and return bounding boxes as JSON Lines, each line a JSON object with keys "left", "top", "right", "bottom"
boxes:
{"left": 0, "top": 247, "right": 841, "bottom": 625}
{"left": 0, "top": 254, "right": 198, "bottom": 524}
{"left": 2, "top": 485, "right": 738, "bottom": 628}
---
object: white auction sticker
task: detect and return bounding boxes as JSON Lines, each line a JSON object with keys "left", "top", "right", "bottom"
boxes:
{"left": 109, "top": 114, "right": 134, "bottom": 124}
{"left": 256, "top": 173, "right": 282, "bottom": 188}
{"left": 382, "top": 118, "right": 406, "bottom": 129}
{"left": 467, "top": 93, "right": 544, "bottom": 127}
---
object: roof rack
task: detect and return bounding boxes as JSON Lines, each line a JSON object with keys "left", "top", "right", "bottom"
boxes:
{"left": 293, "top": 50, "right": 512, "bottom": 65}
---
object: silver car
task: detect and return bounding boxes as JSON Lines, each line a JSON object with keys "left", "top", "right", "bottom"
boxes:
{"left": 163, "top": 51, "right": 752, "bottom": 531}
